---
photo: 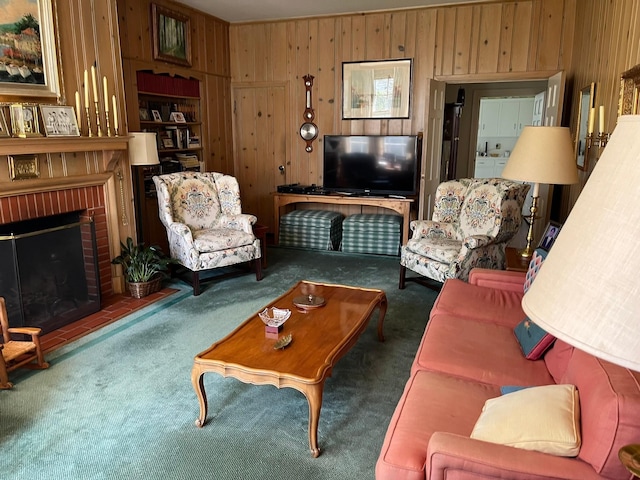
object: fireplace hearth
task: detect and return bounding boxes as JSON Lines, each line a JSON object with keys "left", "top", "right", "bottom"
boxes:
{"left": 0, "top": 211, "right": 101, "bottom": 334}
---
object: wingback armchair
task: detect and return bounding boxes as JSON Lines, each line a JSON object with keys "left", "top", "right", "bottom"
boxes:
{"left": 399, "top": 178, "right": 530, "bottom": 287}
{"left": 153, "top": 172, "right": 262, "bottom": 296}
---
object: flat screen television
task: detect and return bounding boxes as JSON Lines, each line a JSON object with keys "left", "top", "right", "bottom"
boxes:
{"left": 323, "top": 135, "right": 420, "bottom": 196}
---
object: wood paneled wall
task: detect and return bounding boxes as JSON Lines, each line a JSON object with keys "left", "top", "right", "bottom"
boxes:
{"left": 563, "top": 0, "right": 640, "bottom": 214}
{"left": 117, "top": 0, "right": 234, "bottom": 174}
{"left": 229, "top": 0, "right": 576, "bottom": 188}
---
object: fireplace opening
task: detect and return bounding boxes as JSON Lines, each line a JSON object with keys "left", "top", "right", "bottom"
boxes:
{"left": 0, "top": 211, "right": 101, "bottom": 334}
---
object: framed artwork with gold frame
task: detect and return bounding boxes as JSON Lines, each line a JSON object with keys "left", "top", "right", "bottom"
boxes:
{"left": 151, "top": 3, "right": 192, "bottom": 67}
{"left": 0, "top": 110, "right": 9, "bottom": 138}
{"left": 619, "top": 64, "right": 640, "bottom": 115}
{"left": 8, "top": 155, "right": 40, "bottom": 181}
{"left": 9, "top": 104, "right": 41, "bottom": 137}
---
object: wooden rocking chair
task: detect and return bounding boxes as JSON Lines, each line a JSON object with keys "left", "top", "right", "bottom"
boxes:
{"left": 0, "top": 297, "right": 49, "bottom": 389}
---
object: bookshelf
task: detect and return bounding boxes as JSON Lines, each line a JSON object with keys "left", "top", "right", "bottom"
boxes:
{"left": 133, "top": 71, "right": 203, "bottom": 248}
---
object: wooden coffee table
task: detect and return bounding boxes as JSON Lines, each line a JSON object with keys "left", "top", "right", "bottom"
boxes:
{"left": 191, "top": 280, "right": 387, "bottom": 457}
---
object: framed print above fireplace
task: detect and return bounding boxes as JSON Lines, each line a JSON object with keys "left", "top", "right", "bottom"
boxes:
{"left": 342, "top": 59, "right": 412, "bottom": 119}
{"left": 0, "top": 0, "right": 60, "bottom": 97}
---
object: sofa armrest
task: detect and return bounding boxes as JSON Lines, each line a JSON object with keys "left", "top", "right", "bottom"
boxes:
{"left": 468, "top": 268, "right": 526, "bottom": 292}
{"left": 426, "top": 432, "right": 601, "bottom": 480}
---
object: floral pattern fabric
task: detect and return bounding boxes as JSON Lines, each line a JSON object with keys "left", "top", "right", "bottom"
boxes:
{"left": 401, "top": 178, "right": 530, "bottom": 283}
{"left": 152, "top": 172, "right": 260, "bottom": 272}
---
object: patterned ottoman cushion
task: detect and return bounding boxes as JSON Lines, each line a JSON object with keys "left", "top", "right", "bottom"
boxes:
{"left": 279, "top": 210, "right": 344, "bottom": 250}
{"left": 342, "top": 214, "right": 402, "bottom": 256}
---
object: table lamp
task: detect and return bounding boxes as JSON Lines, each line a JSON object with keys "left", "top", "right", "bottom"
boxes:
{"left": 128, "top": 132, "right": 159, "bottom": 166}
{"left": 520, "top": 115, "right": 640, "bottom": 477}
{"left": 501, "top": 126, "right": 578, "bottom": 258}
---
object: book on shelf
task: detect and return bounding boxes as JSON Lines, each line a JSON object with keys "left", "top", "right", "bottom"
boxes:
{"left": 176, "top": 152, "right": 200, "bottom": 169}
{"left": 189, "top": 135, "right": 201, "bottom": 148}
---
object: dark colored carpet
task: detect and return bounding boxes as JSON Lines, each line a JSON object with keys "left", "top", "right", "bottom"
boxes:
{"left": 1, "top": 247, "right": 438, "bottom": 479}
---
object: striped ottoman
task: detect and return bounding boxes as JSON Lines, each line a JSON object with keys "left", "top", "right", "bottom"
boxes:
{"left": 342, "top": 214, "right": 402, "bottom": 256}
{"left": 279, "top": 210, "right": 344, "bottom": 250}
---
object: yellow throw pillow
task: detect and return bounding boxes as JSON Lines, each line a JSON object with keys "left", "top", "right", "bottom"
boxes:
{"left": 470, "top": 384, "right": 581, "bottom": 456}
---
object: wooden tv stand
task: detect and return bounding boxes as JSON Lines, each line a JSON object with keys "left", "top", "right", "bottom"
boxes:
{"left": 273, "top": 193, "right": 414, "bottom": 244}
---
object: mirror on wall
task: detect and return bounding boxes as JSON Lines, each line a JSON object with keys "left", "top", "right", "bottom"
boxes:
{"left": 576, "top": 83, "right": 596, "bottom": 171}
{"left": 620, "top": 64, "right": 640, "bottom": 115}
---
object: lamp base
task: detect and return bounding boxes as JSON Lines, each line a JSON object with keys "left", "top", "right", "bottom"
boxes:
{"left": 619, "top": 444, "right": 640, "bottom": 477}
{"left": 518, "top": 245, "right": 534, "bottom": 259}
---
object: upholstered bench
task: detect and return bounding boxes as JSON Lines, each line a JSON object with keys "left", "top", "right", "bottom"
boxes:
{"left": 279, "top": 209, "right": 344, "bottom": 250}
{"left": 341, "top": 214, "right": 402, "bottom": 256}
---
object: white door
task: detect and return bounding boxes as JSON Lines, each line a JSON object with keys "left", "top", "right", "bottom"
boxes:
{"left": 419, "top": 79, "right": 446, "bottom": 220}
{"left": 531, "top": 91, "right": 545, "bottom": 126}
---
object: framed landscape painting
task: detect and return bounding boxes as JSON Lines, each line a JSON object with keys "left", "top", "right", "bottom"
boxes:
{"left": 0, "top": 0, "right": 60, "bottom": 97}
{"left": 151, "top": 3, "right": 191, "bottom": 67}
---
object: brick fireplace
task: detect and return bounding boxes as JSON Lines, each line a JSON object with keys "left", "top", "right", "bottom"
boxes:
{"left": 0, "top": 186, "right": 114, "bottom": 300}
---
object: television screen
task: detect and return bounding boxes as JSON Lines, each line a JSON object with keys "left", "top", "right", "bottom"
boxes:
{"left": 323, "top": 135, "right": 419, "bottom": 196}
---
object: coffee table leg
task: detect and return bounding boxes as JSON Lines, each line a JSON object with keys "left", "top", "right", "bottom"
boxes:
{"left": 303, "top": 382, "right": 324, "bottom": 458}
{"left": 192, "top": 367, "right": 208, "bottom": 428}
{"left": 377, "top": 295, "right": 388, "bottom": 342}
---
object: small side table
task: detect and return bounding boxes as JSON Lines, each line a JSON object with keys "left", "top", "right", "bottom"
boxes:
{"left": 253, "top": 224, "right": 268, "bottom": 268}
{"left": 505, "top": 247, "right": 530, "bottom": 273}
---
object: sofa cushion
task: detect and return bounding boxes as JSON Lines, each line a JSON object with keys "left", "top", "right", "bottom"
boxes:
{"left": 431, "top": 278, "right": 525, "bottom": 328}
{"left": 523, "top": 248, "right": 547, "bottom": 293}
{"left": 411, "top": 314, "right": 554, "bottom": 386}
{"left": 561, "top": 349, "right": 640, "bottom": 478}
{"left": 376, "top": 370, "right": 500, "bottom": 480}
{"left": 470, "top": 384, "right": 581, "bottom": 457}
{"left": 514, "top": 318, "right": 556, "bottom": 360}
{"left": 544, "top": 339, "right": 575, "bottom": 382}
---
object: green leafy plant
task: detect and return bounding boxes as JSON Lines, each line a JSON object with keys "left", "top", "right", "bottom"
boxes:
{"left": 111, "top": 237, "right": 173, "bottom": 283}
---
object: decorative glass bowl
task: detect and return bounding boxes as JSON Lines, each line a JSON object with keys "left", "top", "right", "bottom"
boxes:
{"left": 258, "top": 307, "right": 291, "bottom": 327}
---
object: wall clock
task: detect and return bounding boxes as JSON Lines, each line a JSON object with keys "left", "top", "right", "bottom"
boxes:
{"left": 299, "top": 74, "right": 318, "bottom": 152}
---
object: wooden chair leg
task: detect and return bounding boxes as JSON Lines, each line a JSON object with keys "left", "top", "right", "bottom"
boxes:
{"left": 0, "top": 352, "right": 12, "bottom": 390}
{"left": 192, "top": 271, "right": 201, "bottom": 296}
{"left": 32, "top": 338, "right": 50, "bottom": 369}
{"left": 399, "top": 265, "right": 406, "bottom": 289}
{"left": 255, "top": 257, "right": 263, "bottom": 281}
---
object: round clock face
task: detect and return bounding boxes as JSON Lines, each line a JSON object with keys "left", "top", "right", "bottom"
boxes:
{"left": 23, "top": 108, "right": 33, "bottom": 122}
{"left": 299, "top": 122, "right": 318, "bottom": 141}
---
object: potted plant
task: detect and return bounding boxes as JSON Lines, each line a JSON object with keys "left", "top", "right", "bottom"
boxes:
{"left": 111, "top": 237, "right": 173, "bottom": 298}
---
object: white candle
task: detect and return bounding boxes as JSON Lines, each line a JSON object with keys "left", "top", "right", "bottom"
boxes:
{"left": 75, "top": 91, "right": 82, "bottom": 127}
{"left": 84, "top": 70, "right": 89, "bottom": 107}
{"left": 103, "top": 76, "right": 109, "bottom": 112}
{"left": 112, "top": 95, "right": 118, "bottom": 132}
{"left": 588, "top": 107, "right": 595, "bottom": 135}
{"left": 91, "top": 66, "right": 98, "bottom": 103}
{"left": 599, "top": 105, "right": 605, "bottom": 133}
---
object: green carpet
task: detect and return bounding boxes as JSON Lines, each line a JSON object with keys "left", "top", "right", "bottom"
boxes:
{"left": 1, "top": 247, "right": 438, "bottom": 479}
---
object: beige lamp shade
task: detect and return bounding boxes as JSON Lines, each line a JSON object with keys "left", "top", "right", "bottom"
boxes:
{"left": 522, "top": 115, "right": 640, "bottom": 371}
{"left": 501, "top": 126, "right": 579, "bottom": 185}
{"left": 128, "top": 132, "right": 159, "bottom": 166}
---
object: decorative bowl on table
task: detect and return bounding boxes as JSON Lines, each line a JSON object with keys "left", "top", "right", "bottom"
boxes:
{"left": 258, "top": 307, "right": 291, "bottom": 327}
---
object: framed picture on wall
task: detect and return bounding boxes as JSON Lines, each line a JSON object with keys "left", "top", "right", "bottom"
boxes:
{"left": 0, "top": 0, "right": 60, "bottom": 97}
{"left": 342, "top": 58, "right": 412, "bottom": 119}
{"left": 151, "top": 3, "right": 192, "bottom": 67}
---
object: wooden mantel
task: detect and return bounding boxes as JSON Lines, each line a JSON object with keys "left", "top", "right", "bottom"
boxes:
{"left": 0, "top": 136, "right": 130, "bottom": 157}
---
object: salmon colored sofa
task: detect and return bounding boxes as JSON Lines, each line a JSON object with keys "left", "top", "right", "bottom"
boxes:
{"left": 376, "top": 268, "right": 640, "bottom": 480}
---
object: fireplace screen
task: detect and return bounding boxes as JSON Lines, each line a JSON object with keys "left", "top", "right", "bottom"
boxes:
{"left": 0, "top": 212, "right": 101, "bottom": 334}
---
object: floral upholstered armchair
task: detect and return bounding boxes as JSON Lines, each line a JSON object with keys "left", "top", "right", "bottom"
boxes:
{"left": 153, "top": 172, "right": 262, "bottom": 296}
{"left": 399, "top": 178, "right": 530, "bottom": 287}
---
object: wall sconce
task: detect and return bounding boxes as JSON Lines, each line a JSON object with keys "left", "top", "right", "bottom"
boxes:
{"left": 586, "top": 105, "right": 611, "bottom": 150}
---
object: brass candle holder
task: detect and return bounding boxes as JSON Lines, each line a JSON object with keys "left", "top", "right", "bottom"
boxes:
{"left": 94, "top": 101, "right": 103, "bottom": 137}
{"left": 85, "top": 106, "right": 93, "bottom": 137}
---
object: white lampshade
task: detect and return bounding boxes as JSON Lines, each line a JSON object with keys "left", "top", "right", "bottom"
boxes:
{"left": 501, "top": 126, "right": 579, "bottom": 185}
{"left": 522, "top": 115, "right": 640, "bottom": 371}
{"left": 128, "top": 132, "right": 159, "bottom": 166}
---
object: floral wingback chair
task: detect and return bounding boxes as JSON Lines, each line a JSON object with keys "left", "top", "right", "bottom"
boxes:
{"left": 399, "top": 178, "right": 530, "bottom": 286}
{"left": 153, "top": 172, "right": 262, "bottom": 296}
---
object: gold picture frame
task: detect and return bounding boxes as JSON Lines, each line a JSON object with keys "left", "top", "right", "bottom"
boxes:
{"left": 619, "top": 64, "right": 640, "bottom": 116}
{"left": 151, "top": 3, "right": 192, "bottom": 67}
{"left": 8, "top": 155, "right": 40, "bottom": 181}
{"left": 9, "top": 104, "right": 41, "bottom": 137}
{"left": 0, "top": 109, "right": 9, "bottom": 138}
{"left": 342, "top": 58, "right": 412, "bottom": 119}
{"left": 575, "top": 83, "right": 596, "bottom": 171}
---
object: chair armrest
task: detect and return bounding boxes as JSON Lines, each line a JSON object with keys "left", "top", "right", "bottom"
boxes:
{"left": 219, "top": 214, "right": 257, "bottom": 235}
{"left": 468, "top": 268, "right": 526, "bottom": 292}
{"left": 410, "top": 220, "right": 457, "bottom": 240}
{"left": 8, "top": 327, "right": 42, "bottom": 338}
{"left": 463, "top": 234, "right": 494, "bottom": 249}
{"left": 167, "top": 222, "right": 194, "bottom": 242}
{"left": 426, "top": 432, "right": 600, "bottom": 480}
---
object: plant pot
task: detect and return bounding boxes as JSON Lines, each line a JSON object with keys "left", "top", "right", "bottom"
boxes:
{"left": 127, "top": 274, "right": 163, "bottom": 299}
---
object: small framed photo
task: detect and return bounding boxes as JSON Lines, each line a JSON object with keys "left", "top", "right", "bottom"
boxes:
{"left": 39, "top": 105, "right": 80, "bottom": 137}
{"left": 151, "top": 110, "right": 163, "bottom": 122}
{"left": 8, "top": 155, "right": 40, "bottom": 181}
{"left": 169, "top": 111, "right": 186, "bottom": 123}
{"left": 139, "top": 108, "right": 150, "bottom": 121}
{"left": 162, "top": 137, "right": 175, "bottom": 148}
{"left": 537, "top": 221, "right": 562, "bottom": 252}
{"left": 10, "top": 104, "right": 41, "bottom": 137}
{"left": 0, "top": 110, "right": 9, "bottom": 138}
